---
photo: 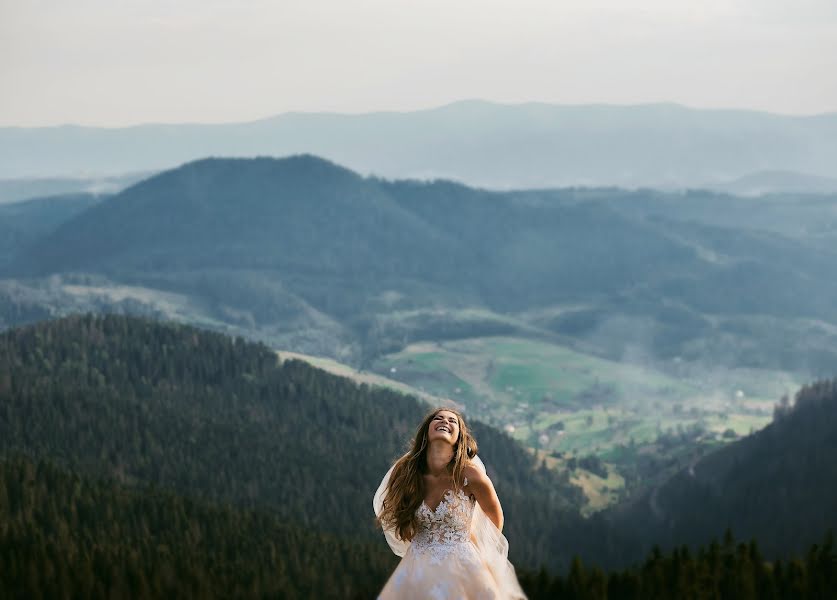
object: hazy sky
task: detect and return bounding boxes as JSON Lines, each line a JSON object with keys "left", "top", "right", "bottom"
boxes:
{"left": 2, "top": 0, "right": 836, "bottom": 126}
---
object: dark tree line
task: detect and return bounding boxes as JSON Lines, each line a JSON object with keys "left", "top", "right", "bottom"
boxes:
{"left": 0, "top": 313, "right": 582, "bottom": 571}
{"left": 3, "top": 455, "right": 836, "bottom": 599}
{"left": 3, "top": 312, "right": 837, "bottom": 590}
{"left": 518, "top": 529, "right": 837, "bottom": 600}
{"left": 611, "top": 379, "right": 837, "bottom": 563}
{"left": 0, "top": 456, "right": 395, "bottom": 599}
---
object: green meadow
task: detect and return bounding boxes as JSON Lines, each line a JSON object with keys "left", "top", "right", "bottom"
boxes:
{"left": 371, "top": 336, "right": 800, "bottom": 457}
{"left": 283, "top": 335, "right": 801, "bottom": 512}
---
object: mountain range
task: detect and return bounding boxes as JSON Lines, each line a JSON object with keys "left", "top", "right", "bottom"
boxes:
{"left": 3, "top": 100, "right": 837, "bottom": 190}
{"left": 3, "top": 155, "right": 837, "bottom": 382}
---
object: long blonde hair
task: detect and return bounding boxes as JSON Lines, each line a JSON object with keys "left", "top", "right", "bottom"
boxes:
{"left": 376, "top": 406, "right": 478, "bottom": 542}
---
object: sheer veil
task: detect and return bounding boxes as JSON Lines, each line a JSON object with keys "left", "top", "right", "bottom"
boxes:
{"left": 373, "top": 455, "right": 527, "bottom": 599}
{"left": 372, "top": 460, "right": 410, "bottom": 557}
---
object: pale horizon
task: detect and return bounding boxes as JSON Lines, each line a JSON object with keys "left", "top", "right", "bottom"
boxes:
{"left": 3, "top": 0, "right": 837, "bottom": 128}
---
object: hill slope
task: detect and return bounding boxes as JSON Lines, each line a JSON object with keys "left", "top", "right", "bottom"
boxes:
{"left": 0, "top": 313, "right": 583, "bottom": 570}
{"left": 0, "top": 455, "right": 394, "bottom": 598}
{"left": 613, "top": 380, "right": 837, "bottom": 558}
{"left": 3, "top": 313, "right": 837, "bottom": 574}
{"left": 0, "top": 193, "right": 103, "bottom": 269}
{"left": 12, "top": 156, "right": 460, "bottom": 282}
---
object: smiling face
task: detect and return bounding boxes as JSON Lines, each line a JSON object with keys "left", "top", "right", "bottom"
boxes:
{"left": 427, "top": 410, "right": 460, "bottom": 445}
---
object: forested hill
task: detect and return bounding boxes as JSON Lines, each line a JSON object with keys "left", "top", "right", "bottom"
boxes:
{"left": 4, "top": 455, "right": 836, "bottom": 599}
{"left": 0, "top": 456, "right": 395, "bottom": 598}
{"left": 7, "top": 155, "right": 837, "bottom": 374}
{"left": 3, "top": 313, "right": 837, "bottom": 593}
{"left": 10, "top": 155, "right": 463, "bottom": 282}
{"left": 613, "top": 379, "right": 837, "bottom": 558}
{"left": 0, "top": 312, "right": 583, "bottom": 570}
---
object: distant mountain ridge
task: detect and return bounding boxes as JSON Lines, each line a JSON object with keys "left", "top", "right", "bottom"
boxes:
{"left": 3, "top": 100, "right": 837, "bottom": 189}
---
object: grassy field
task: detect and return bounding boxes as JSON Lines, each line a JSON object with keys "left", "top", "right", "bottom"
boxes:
{"left": 276, "top": 335, "right": 802, "bottom": 512}
{"left": 571, "top": 465, "right": 626, "bottom": 517}
{"left": 370, "top": 336, "right": 801, "bottom": 457}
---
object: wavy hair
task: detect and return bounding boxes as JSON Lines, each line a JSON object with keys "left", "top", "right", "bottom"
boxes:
{"left": 376, "top": 406, "right": 478, "bottom": 542}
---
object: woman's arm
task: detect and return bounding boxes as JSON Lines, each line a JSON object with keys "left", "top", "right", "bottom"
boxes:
{"left": 464, "top": 464, "right": 504, "bottom": 531}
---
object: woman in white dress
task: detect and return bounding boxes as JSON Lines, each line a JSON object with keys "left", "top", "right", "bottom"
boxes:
{"left": 374, "top": 406, "right": 527, "bottom": 599}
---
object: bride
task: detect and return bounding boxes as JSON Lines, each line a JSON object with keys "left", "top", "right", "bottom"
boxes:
{"left": 373, "top": 407, "right": 527, "bottom": 599}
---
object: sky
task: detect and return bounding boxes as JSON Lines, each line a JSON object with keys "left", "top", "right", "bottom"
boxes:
{"left": 2, "top": 0, "right": 837, "bottom": 127}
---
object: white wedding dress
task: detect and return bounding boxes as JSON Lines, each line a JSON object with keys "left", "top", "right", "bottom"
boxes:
{"left": 374, "top": 457, "right": 527, "bottom": 599}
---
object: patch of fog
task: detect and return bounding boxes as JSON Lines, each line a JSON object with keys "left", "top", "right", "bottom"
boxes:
{"left": 378, "top": 289, "right": 404, "bottom": 308}
{"left": 62, "top": 283, "right": 193, "bottom": 317}
{"left": 585, "top": 315, "right": 661, "bottom": 385}
{"left": 686, "top": 241, "right": 731, "bottom": 265}
{"left": 656, "top": 229, "right": 736, "bottom": 266}
{"left": 379, "top": 306, "right": 521, "bottom": 324}
{"left": 513, "top": 303, "right": 593, "bottom": 322}
{"left": 801, "top": 317, "right": 837, "bottom": 336}
{"left": 82, "top": 180, "right": 127, "bottom": 195}
{"left": 400, "top": 340, "right": 443, "bottom": 354}
{"left": 215, "top": 304, "right": 256, "bottom": 329}
{"left": 579, "top": 313, "right": 800, "bottom": 429}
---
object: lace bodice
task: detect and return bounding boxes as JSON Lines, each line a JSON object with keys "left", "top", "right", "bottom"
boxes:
{"left": 410, "top": 482, "right": 476, "bottom": 565}
{"left": 376, "top": 457, "right": 527, "bottom": 600}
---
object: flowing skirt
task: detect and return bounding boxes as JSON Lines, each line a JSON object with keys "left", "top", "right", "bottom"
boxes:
{"left": 378, "top": 540, "right": 505, "bottom": 600}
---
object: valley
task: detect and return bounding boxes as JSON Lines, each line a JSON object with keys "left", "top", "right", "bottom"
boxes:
{"left": 2, "top": 155, "right": 828, "bottom": 521}
{"left": 276, "top": 332, "right": 800, "bottom": 513}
